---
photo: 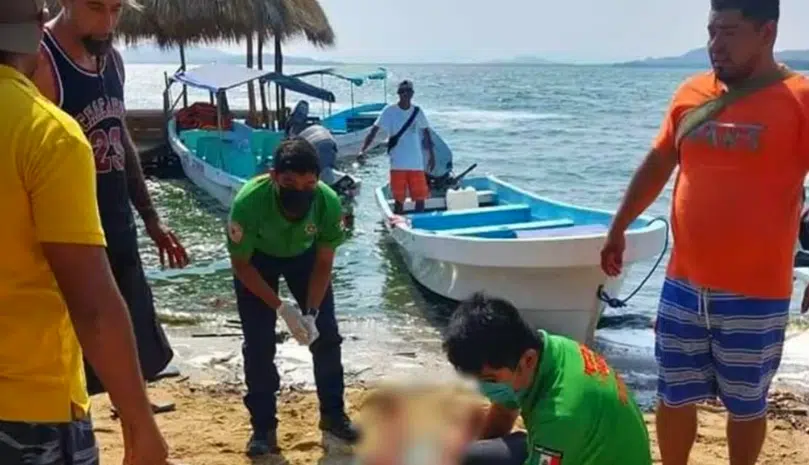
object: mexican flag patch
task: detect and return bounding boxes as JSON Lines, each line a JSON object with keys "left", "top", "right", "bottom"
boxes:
{"left": 535, "top": 446, "right": 563, "bottom": 465}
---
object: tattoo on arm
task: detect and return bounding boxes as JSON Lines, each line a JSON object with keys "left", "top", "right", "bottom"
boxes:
{"left": 123, "top": 125, "right": 158, "bottom": 224}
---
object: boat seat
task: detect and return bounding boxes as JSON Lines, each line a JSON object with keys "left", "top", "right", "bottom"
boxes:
{"left": 196, "top": 137, "right": 229, "bottom": 168}
{"left": 410, "top": 204, "right": 532, "bottom": 231}
{"left": 250, "top": 130, "right": 284, "bottom": 158}
{"left": 387, "top": 190, "right": 496, "bottom": 213}
{"left": 196, "top": 137, "right": 256, "bottom": 177}
{"left": 180, "top": 128, "right": 220, "bottom": 151}
{"left": 515, "top": 224, "right": 608, "bottom": 239}
{"left": 436, "top": 219, "right": 575, "bottom": 238}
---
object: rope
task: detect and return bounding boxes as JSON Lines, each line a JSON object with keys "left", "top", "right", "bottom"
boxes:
{"left": 597, "top": 216, "right": 670, "bottom": 309}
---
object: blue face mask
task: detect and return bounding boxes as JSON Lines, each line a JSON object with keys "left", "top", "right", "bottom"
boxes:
{"left": 479, "top": 381, "right": 521, "bottom": 406}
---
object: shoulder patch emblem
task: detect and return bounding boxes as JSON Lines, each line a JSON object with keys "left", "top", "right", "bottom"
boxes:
{"left": 305, "top": 223, "right": 318, "bottom": 235}
{"left": 535, "top": 446, "right": 563, "bottom": 465}
{"left": 228, "top": 221, "right": 244, "bottom": 244}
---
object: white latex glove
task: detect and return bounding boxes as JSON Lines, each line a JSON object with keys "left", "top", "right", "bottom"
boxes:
{"left": 301, "top": 308, "right": 320, "bottom": 345}
{"left": 276, "top": 300, "right": 319, "bottom": 346}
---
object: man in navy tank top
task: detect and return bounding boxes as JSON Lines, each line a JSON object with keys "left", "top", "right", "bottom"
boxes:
{"left": 32, "top": 0, "right": 189, "bottom": 403}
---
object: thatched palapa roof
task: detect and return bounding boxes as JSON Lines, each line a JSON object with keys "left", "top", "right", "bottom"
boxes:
{"left": 44, "top": 0, "right": 335, "bottom": 49}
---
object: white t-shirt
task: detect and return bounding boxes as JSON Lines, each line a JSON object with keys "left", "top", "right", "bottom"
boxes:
{"left": 374, "top": 103, "right": 430, "bottom": 171}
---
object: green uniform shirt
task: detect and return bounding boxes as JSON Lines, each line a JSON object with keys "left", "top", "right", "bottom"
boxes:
{"left": 512, "top": 331, "right": 652, "bottom": 465}
{"left": 226, "top": 174, "right": 346, "bottom": 259}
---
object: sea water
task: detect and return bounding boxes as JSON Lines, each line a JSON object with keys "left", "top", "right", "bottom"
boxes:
{"left": 126, "top": 63, "right": 809, "bottom": 406}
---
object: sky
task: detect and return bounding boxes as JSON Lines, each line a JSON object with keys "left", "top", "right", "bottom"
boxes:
{"left": 213, "top": 0, "right": 809, "bottom": 64}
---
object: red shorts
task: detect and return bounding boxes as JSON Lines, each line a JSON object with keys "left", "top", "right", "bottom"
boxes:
{"left": 390, "top": 170, "right": 428, "bottom": 203}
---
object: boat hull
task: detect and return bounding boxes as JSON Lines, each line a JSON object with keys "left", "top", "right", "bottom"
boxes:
{"left": 374, "top": 175, "right": 667, "bottom": 346}
{"left": 169, "top": 119, "right": 361, "bottom": 209}
{"left": 321, "top": 103, "right": 387, "bottom": 158}
{"left": 394, "top": 243, "right": 627, "bottom": 345}
{"left": 334, "top": 125, "right": 386, "bottom": 159}
{"left": 168, "top": 122, "right": 243, "bottom": 208}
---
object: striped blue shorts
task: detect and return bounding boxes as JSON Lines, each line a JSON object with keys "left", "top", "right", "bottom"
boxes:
{"left": 654, "top": 278, "right": 790, "bottom": 420}
{"left": 0, "top": 417, "right": 98, "bottom": 464}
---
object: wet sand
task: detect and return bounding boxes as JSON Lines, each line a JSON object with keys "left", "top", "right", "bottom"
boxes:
{"left": 90, "top": 377, "right": 809, "bottom": 465}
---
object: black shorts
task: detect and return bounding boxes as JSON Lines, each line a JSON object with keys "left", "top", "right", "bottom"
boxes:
{"left": 0, "top": 417, "right": 98, "bottom": 465}
{"left": 84, "top": 227, "right": 174, "bottom": 395}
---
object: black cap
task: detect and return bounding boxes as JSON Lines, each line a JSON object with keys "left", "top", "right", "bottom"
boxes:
{"left": 397, "top": 80, "right": 414, "bottom": 92}
{"left": 273, "top": 138, "right": 321, "bottom": 175}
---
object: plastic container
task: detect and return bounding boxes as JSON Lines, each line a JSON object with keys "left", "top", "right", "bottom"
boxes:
{"left": 445, "top": 187, "right": 479, "bottom": 211}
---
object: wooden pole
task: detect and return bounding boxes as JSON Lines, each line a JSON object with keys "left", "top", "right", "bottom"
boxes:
{"left": 246, "top": 33, "right": 256, "bottom": 124}
{"left": 179, "top": 43, "right": 188, "bottom": 107}
{"left": 274, "top": 35, "right": 284, "bottom": 129}
{"left": 258, "top": 35, "right": 269, "bottom": 129}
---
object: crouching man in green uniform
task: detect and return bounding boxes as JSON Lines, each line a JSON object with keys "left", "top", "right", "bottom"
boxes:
{"left": 444, "top": 292, "right": 652, "bottom": 465}
{"left": 227, "top": 138, "right": 359, "bottom": 457}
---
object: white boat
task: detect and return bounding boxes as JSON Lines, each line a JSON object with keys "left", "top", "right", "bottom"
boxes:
{"left": 289, "top": 67, "right": 389, "bottom": 157}
{"left": 163, "top": 64, "right": 360, "bottom": 216}
{"left": 375, "top": 168, "right": 667, "bottom": 346}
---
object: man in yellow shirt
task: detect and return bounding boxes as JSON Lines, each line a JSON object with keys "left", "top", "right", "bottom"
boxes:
{"left": 0, "top": 1, "right": 174, "bottom": 464}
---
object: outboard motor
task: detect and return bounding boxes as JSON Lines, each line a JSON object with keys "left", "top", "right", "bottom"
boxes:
{"left": 298, "top": 123, "right": 359, "bottom": 198}
{"left": 298, "top": 123, "right": 359, "bottom": 228}
{"left": 286, "top": 100, "right": 310, "bottom": 137}
{"left": 423, "top": 130, "right": 477, "bottom": 195}
{"left": 424, "top": 131, "right": 455, "bottom": 192}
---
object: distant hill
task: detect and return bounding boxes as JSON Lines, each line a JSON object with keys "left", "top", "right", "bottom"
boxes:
{"left": 119, "top": 44, "right": 341, "bottom": 66}
{"left": 482, "top": 55, "right": 557, "bottom": 65}
{"left": 616, "top": 47, "right": 809, "bottom": 70}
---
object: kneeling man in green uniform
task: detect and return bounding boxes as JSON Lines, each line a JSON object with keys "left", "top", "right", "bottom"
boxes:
{"left": 444, "top": 292, "right": 652, "bottom": 465}
{"left": 227, "top": 138, "right": 359, "bottom": 457}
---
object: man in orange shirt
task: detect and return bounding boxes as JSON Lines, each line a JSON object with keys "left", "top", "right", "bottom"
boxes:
{"left": 601, "top": 1, "right": 809, "bottom": 464}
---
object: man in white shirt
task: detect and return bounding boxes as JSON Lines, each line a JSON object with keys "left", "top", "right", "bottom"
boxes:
{"left": 360, "top": 80, "right": 435, "bottom": 214}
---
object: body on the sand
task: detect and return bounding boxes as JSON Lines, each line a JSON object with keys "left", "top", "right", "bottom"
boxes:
{"left": 359, "top": 79, "right": 435, "bottom": 214}
{"left": 0, "top": 1, "right": 174, "bottom": 464}
{"left": 443, "top": 293, "right": 652, "bottom": 465}
{"left": 227, "top": 138, "right": 359, "bottom": 457}
{"left": 32, "top": 0, "right": 189, "bottom": 399}
{"left": 601, "top": 1, "right": 809, "bottom": 464}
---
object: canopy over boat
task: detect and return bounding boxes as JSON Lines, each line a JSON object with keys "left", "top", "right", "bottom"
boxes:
{"left": 290, "top": 66, "right": 388, "bottom": 87}
{"left": 169, "top": 64, "right": 336, "bottom": 102}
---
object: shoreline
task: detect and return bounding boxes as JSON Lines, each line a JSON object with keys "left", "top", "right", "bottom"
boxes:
{"left": 161, "top": 321, "right": 809, "bottom": 403}
{"left": 163, "top": 318, "right": 458, "bottom": 388}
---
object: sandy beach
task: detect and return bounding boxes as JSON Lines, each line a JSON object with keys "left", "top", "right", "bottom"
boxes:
{"left": 89, "top": 375, "right": 809, "bottom": 465}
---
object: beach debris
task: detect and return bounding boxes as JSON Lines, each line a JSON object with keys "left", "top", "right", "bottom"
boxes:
{"left": 394, "top": 351, "right": 417, "bottom": 359}
{"left": 700, "top": 390, "right": 809, "bottom": 431}
{"left": 191, "top": 332, "right": 242, "bottom": 338}
{"left": 201, "top": 323, "right": 291, "bottom": 344}
{"left": 209, "top": 352, "right": 237, "bottom": 366}
{"left": 110, "top": 402, "right": 176, "bottom": 420}
{"left": 348, "top": 366, "right": 373, "bottom": 378}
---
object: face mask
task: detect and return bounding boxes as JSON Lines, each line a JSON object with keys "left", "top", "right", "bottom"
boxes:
{"left": 278, "top": 186, "right": 315, "bottom": 217}
{"left": 81, "top": 36, "right": 112, "bottom": 57}
{"left": 478, "top": 381, "right": 520, "bottom": 406}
